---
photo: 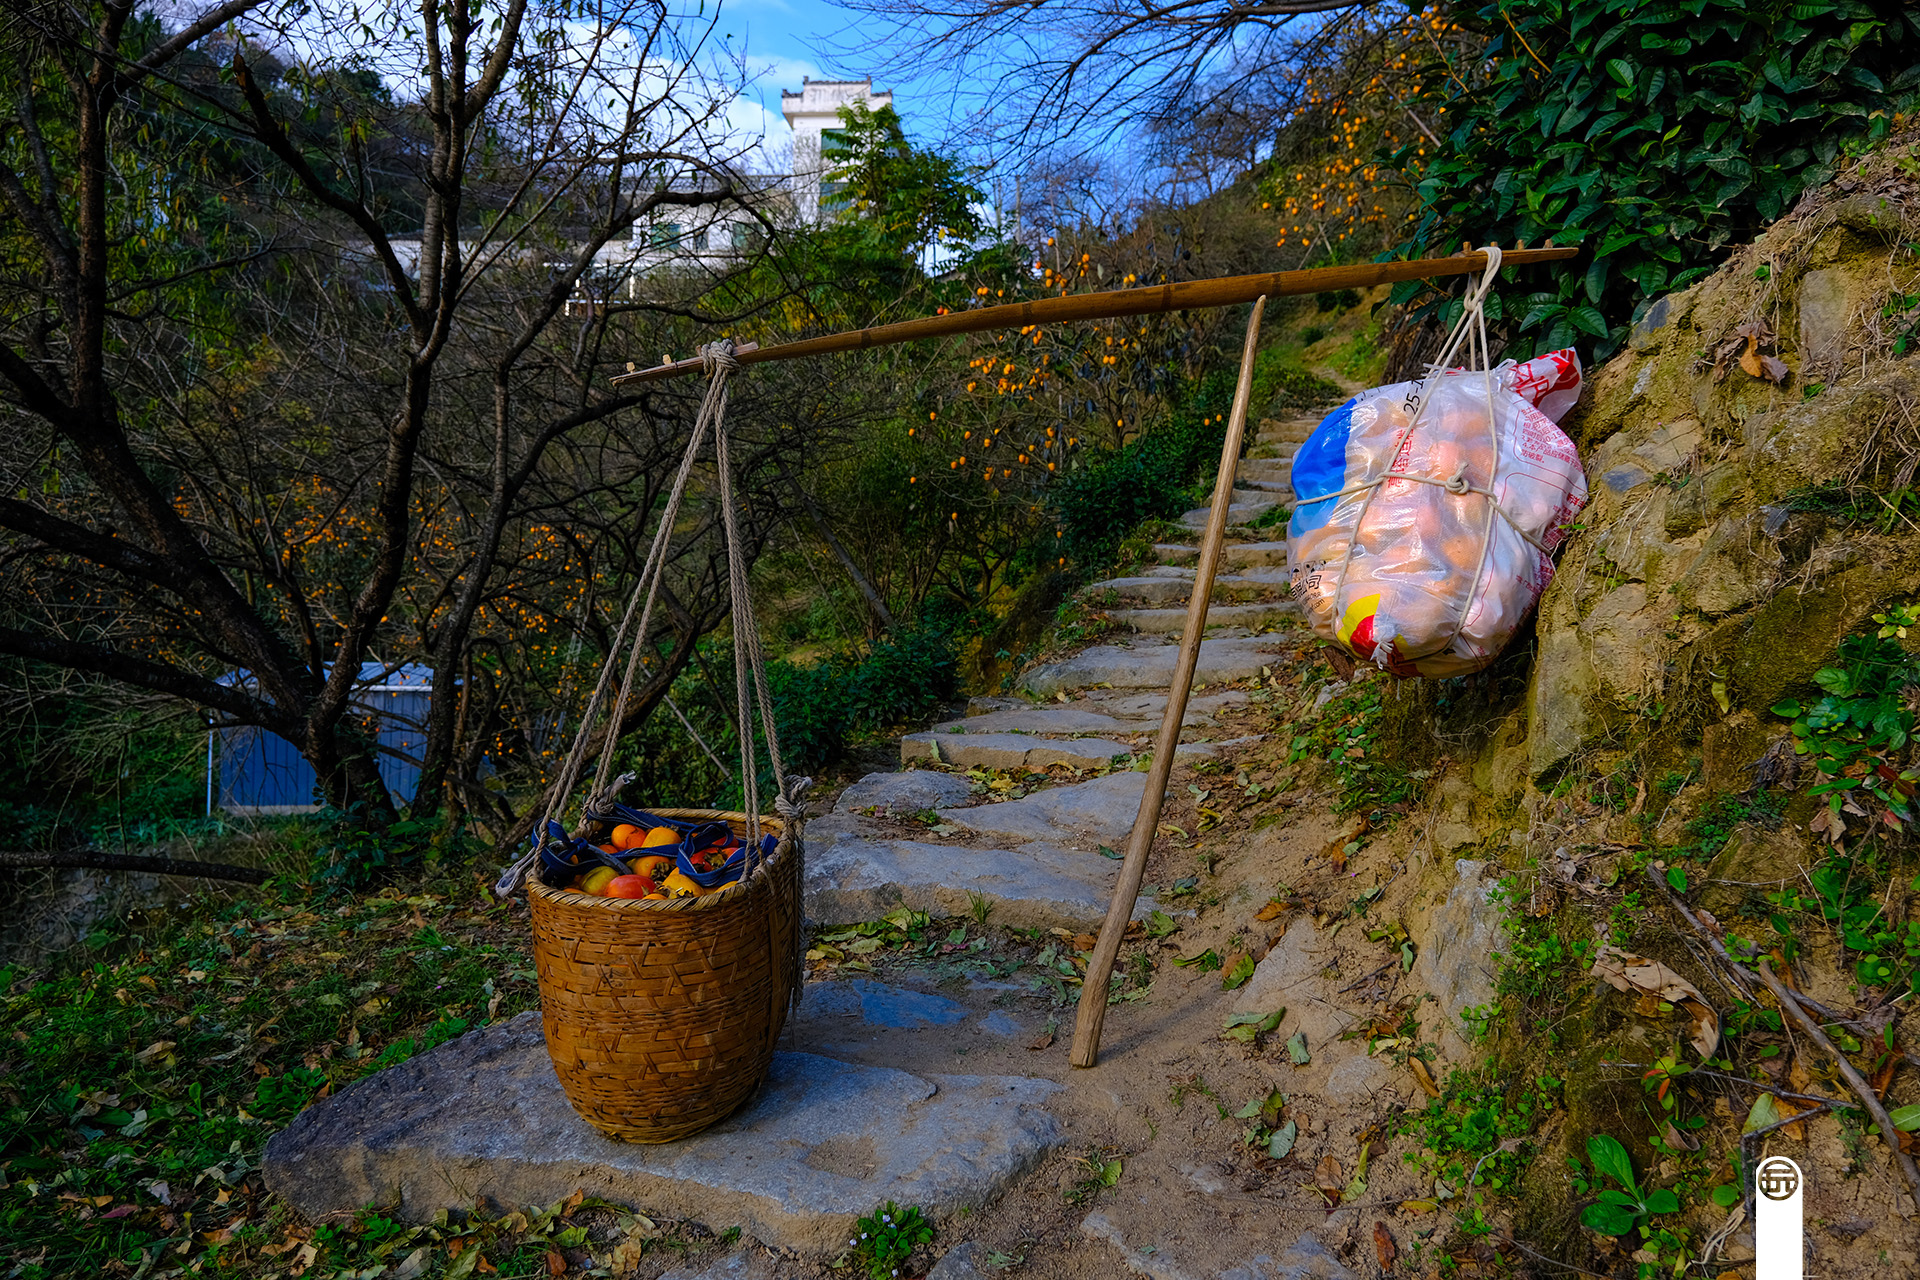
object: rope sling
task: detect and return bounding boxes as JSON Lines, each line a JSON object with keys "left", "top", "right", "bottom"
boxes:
{"left": 494, "top": 339, "right": 809, "bottom": 900}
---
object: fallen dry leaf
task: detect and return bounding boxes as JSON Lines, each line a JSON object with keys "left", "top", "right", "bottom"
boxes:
{"left": 1661, "top": 1120, "right": 1701, "bottom": 1152}
{"left": 1313, "top": 1159, "right": 1344, "bottom": 1205}
{"left": 1254, "top": 899, "right": 1290, "bottom": 922}
{"left": 1589, "top": 946, "right": 1720, "bottom": 1059}
{"left": 1072, "top": 933, "right": 1098, "bottom": 952}
{"left": 1027, "top": 1029, "right": 1055, "bottom": 1052}
{"left": 1374, "top": 1221, "right": 1398, "bottom": 1274}
{"left": 1320, "top": 815, "right": 1369, "bottom": 873}
{"left": 546, "top": 1249, "right": 566, "bottom": 1276}
{"left": 1410, "top": 1056, "right": 1441, "bottom": 1098}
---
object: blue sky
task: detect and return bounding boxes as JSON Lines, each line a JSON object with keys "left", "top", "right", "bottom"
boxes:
{"left": 709, "top": 0, "right": 952, "bottom": 166}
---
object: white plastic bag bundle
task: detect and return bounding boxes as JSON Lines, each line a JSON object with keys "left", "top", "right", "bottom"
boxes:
{"left": 1287, "top": 339, "right": 1587, "bottom": 679}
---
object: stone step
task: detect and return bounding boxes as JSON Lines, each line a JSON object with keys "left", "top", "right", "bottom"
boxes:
{"left": 1083, "top": 573, "right": 1291, "bottom": 606}
{"left": 807, "top": 831, "right": 1152, "bottom": 929}
{"left": 932, "top": 706, "right": 1147, "bottom": 736}
{"left": 1177, "top": 500, "right": 1277, "bottom": 529}
{"left": 1237, "top": 478, "right": 1295, "bottom": 496}
{"left": 1150, "top": 541, "right": 1288, "bottom": 567}
{"left": 932, "top": 770, "right": 1146, "bottom": 847}
{"left": 1108, "top": 601, "right": 1299, "bottom": 634}
{"left": 900, "top": 731, "right": 1130, "bottom": 770}
{"left": 263, "top": 1013, "right": 1063, "bottom": 1253}
{"left": 1019, "top": 636, "right": 1291, "bottom": 695}
{"left": 807, "top": 770, "right": 1167, "bottom": 928}
{"left": 1237, "top": 459, "right": 1293, "bottom": 479}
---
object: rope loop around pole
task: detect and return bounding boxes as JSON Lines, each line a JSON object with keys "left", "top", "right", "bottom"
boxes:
{"left": 699, "top": 339, "right": 741, "bottom": 377}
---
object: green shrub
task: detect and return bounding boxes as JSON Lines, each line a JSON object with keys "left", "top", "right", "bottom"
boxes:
{"left": 1298, "top": 324, "right": 1330, "bottom": 345}
{"left": 1391, "top": 0, "right": 1920, "bottom": 357}
{"left": 1053, "top": 374, "right": 1236, "bottom": 569}
{"left": 767, "top": 619, "right": 961, "bottom": 773}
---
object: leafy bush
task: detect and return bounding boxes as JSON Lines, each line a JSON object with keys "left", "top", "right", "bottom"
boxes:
{"left": 767, "top": 620, "right": 961, "bottom": 773}
{"left": 1771, "top": 605, "right": 1920, "bottom": 833}
{"left": 1298, "top": 324, "right": 1330, "bottom": 345}
{"left": 1266, "top": 365, "right": 1346, "bottom": 413}
{"left": 1392, "top": 0, "right": 1920, "bottom": 356}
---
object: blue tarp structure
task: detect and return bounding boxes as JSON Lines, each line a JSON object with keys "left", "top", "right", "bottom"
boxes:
{"left": 215, "top": 664, "right": 434, "bottom": 812}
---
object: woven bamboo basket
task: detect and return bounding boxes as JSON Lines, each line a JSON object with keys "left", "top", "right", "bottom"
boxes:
{"left": 528, "top": 808, "right": 802, "bottom": 1142}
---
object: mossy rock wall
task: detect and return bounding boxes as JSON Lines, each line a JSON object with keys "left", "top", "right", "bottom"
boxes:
{"left": 1467, "top": 139, "right": 1920, "bottom": 813}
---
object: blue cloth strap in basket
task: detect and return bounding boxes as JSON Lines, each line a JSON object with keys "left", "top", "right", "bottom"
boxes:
{"left": 532, "top": 805, "right": 778, "bottom": 890}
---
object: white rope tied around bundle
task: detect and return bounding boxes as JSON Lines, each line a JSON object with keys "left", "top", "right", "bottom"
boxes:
{"left": 1305, "top": 245, "right": 1529, "bottom": 668}
{"left": 494, "top": 338, "right": 801, "bottom": 896}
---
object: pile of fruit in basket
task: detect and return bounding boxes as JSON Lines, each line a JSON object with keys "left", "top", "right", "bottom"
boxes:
{"left": 534, "top": 809, "right": 778, "bottom": 901}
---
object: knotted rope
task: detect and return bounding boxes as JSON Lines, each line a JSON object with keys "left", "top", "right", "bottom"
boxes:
{"left": 494, "top": 339, "right": 808, "bottom": 897}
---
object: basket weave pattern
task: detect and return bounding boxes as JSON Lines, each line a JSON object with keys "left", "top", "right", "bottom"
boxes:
{"left": 528, "top": 809, "right": 801, "bottom": 1142}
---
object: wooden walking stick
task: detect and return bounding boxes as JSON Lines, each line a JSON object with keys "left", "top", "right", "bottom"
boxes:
{"left": 1068, "top": 295, "right": 1268, "bottom": 1069}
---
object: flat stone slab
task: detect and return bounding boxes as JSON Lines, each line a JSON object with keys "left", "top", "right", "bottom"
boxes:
{"left": 1019, "top": 638, "right": 1289, "bottom": 695}
{"left": 835, "top": 770, "right": 975, "bottom": 817}
{"left": 1087, "top": 575, "right": 1290, "bottom": 606}
{"left": 1081, "top": 1213, "right": 1358, "bottom": 1280}
{"left": 934, "top": 707, "right": 1146, "bottom": 736}
{"left": 901, "top": 731, "right": 1130, "bottom": 770}
{"left": 1150, "top": 542, "right": 1289, "bottom": 568}
{"left": 1232, "top": 921, "right": 1389, "bottom": 1106}
{"left": 1178, "top": 501, "right": 1276, "bottom": 529}
{"left": 263, "top": 1014, "right": 1061, "bottom": 1253}
{"left": 806, "top": 834, "right": 1141, "bottom": 928}
{"left": 1175, "top": 734, "right": 1267, "bottom": 758}
{"left": 1109, "top": 602, "right": 1300, "bottom": 634}
{"left": 807, "top": 978, "right": 968, "bottom": 1029}
{"left": 937, "top": 771, "right": 1146, "bottom": 847}
{"left": 1081, "top": 689, "right": 1252, "bottom": 722}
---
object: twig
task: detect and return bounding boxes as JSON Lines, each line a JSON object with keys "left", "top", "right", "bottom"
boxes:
{"left": 1339, "top": 961, "right": 1395, "bottom": 993}
{"left": 1742, "top": 1100, "right": 1838, "bottom": 1140}
{"left": 1492, "top": 1232, "right": 1612, "bottom": 1279}
{"left": 0, "top": 849, "right": 269, "bottom": 884}
{"left": 1686, "top": 1068, "right": 1851, "bottom": 1110}
{"left": 1644, "top": 866, "right": 1755, "bottom": 999}
{"left": 1754, "top": 956, "right": 1920, "bottom": 1217}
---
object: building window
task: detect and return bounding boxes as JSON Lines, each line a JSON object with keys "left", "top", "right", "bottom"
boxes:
{"left": 649, "top": 222, "right": 681, "bottom": 248}
{"left": 693, "top": 226, "right": 710, "bottom": 251}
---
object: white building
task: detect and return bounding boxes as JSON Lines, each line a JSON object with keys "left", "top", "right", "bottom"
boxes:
{"left": 781, "top": 78, "right": 893, "bottom": 225}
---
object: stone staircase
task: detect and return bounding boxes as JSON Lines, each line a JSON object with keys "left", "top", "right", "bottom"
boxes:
{"left": 1082, "top": 414, "right": 1314, "bottom": 642}
{"left": 804, "top": 414, "right": 1323, "bottom": 933}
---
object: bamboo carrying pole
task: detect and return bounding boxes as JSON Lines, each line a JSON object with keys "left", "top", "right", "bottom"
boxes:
{"left": 1067, "top": 296, "right": 1268, "bottom": 1068}
{"left": 609, "top": 248, "right": 1575, "bottom": 385}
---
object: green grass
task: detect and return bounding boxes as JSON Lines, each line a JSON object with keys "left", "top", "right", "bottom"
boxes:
{"left": 0, "top": 847, "right": 543, "bottom": 1280}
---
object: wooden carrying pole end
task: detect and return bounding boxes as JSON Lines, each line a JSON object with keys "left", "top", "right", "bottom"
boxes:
{"left": 1067, "top": 295, "right": 1269, "bottom": 1070}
